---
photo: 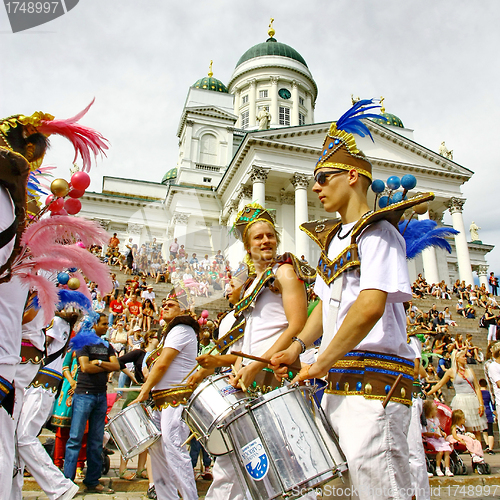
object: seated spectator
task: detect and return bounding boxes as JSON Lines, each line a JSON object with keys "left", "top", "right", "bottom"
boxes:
{"left": 199, "top": 254, "right": 210, "bottom": 270}
{"left": 464, "top": 302, "right": 476, "bottom": 319}
{"left": 436, "top": 351, "right": 453, "bottom": 388}
{"left": 189, "top": 253, "right": 199, "bottom": 268}
{"left": 125, "top": 294, "right": 143, "bottom": 328}
{"left": 456, "top": 299, "right": 466, "bottom": 317}
{"left": 423, "top": 364, "right": 445, "bottom": 402}
{"left": 452, "top": 333, "right": 466, "bottom": 351}
{"left": 428, "top": 304, "right": 440, "bottom": 320}
{"left": 442, "top": 306, "right": 456, "bottom": 326}
{"left": 110, "top": 321, "right": 129, "bottom": 357}
{"left": 92, "top": 293, "right": 106, "bottom": 313}
{"left": 142, "top": 298, "right": 155, "bottom": 332}
{"left": 109, "top": 294, "right": 126, "bottom": 326}
{"left": 214, "top": 250, "right": 224, "bottom": 266}
{"left": 466, "top": 334, "right": 483, "bottom": 363}
{"left": 407, "top": 300, "right": 423, "bottom": 317}
{"left": 432, "top": 312, "right": 448, "bottom": 335}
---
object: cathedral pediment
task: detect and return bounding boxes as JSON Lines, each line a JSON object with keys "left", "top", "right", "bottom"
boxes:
{"left": 177, "top": 106, "right": 237, "bottom": 137}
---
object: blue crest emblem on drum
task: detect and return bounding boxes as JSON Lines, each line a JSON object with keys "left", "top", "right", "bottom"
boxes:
{"left": 240, "top": 438, "right": 269, "bottom": 481}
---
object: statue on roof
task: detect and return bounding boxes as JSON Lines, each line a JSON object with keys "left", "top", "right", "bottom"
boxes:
{"left": 439, "top": 141, "right": 453, "bottom": 160}
{"left": 257, "top": 107, "right": 271, "bottom": 130}
{"left": 470, "top": 221, "right": 481, "bottom": 242}
{"left": 351, "top": 94, "right": 360, "bottom": 105}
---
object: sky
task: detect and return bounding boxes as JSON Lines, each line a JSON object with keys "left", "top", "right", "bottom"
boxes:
{"left": 1, "top": 0, "right": 499, "bottom": 274}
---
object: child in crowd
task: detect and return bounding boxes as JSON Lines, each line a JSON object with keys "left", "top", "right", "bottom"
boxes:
{"left": 479, "top": 379, "right": 496, "bottom": 454}
{"left": 448, "top": 409, "right": 486, "bottom": 464}
{"left": 422, "top": 400, "right": 454, "bottom": 476}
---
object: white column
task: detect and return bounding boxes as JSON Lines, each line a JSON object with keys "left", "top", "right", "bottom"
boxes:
{"left": 184, "top": 120, "right": 194, "bottom": 162}
{"left": 291, "top": 80, "right": 299, "bottom": 126}
{"left": 418, "top": 212, "right": 440, "bottom": 285}
{"left": 477, "top": 265, "right": 489, "bottom": 289}
{"left": 447, "top": 197, "right": 474, "bottom": 285}
{"left": 250, "top": 166, "right": 269, "bottom": 207}
{"left": 234, "top": 89, "right": 241, "bottom": 128}
{"left": 248, "top": 79, "right": 257, "bottom": 129}
{"left": 305, "top": 92, "right": 312, "bottom": 124}
{"left": 292, "top": 173, "right": 310, "bottom": 259}
{"left": 280, "top": 191, "right": 295, "bottom": 253}
{"left": 270, "top": 76, "right": 279, "bottom": 127}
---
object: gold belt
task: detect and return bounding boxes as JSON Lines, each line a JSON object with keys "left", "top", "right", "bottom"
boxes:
{"left": 151, "top": 387, "right": 193, "bottom": 411}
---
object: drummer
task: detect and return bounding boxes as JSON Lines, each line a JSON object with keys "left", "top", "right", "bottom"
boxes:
{"left": 197, "top": 203, "right": 313, "bottom": 500}
{"left": 132, "top": 287, "right": 199, "bottom": 500}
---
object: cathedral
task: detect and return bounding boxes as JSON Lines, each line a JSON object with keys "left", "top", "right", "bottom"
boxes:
{"left": 80, "top": 24, "right": 493, "bottom": 287}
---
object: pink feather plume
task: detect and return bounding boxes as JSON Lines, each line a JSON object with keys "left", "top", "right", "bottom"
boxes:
{"left": 18, "top": 272, "right": 59, "bottom": 324}
{"left": 30, "top": 244, "right": 112, "bottom": 294}
{"left": 22, "top": 216, "right": 110, "bottom": 250}
{"left": 37, "top": 99, "right": 109, "bottom": 172}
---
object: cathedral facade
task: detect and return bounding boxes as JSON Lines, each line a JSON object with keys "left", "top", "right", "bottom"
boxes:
{"left": 80, "top": 27, "right": 492, "bottom": 287}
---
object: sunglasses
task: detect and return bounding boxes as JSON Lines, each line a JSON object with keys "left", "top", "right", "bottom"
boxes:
{"left": 314, "top": 170, "right": 346, "bottom": 186}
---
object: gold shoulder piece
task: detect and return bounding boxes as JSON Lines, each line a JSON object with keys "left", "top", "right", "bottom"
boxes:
{"left": 276, "top": 252, "right": 316, "bottom": 283}
{"left": 300, "top": 218, "right": 341, "bottom": 253}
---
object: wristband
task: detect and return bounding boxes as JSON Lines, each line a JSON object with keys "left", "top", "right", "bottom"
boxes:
{"left": 292, "top": 337, "right": 307, "bottom": 354}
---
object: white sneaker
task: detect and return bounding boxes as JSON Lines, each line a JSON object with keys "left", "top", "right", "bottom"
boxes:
{"left": 472, "top": 454, "right": 484, "bottom": 463}
{"left": 56, "top": 483, "right": 79, "bottom": 500}
{"left": 428, "top": 472, "right": 433, "bottom": 478}
{"left": 445, "top": 468, "right": 454, "bottom": 477}
{"left": 435, "top": 468, "right": 444, "bottom": 476}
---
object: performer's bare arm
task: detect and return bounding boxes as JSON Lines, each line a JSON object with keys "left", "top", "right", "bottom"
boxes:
{"left": 132, "top": 347, "right": 179, "bottom": 404}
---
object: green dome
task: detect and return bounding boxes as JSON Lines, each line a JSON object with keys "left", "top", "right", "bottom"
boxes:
{"left": 372, "top": 112, "right": 404, "bottom": 128}
{"left": 162, "top": 167, "right": 177, "bottom": 184}
{"left": 192, "top": 76, "right": 228, "bottom": 93}
{"left": 236, "top": 37, "right": 308, "bottom": 68}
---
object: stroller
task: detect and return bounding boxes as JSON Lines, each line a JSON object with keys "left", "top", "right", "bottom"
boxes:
{"left": 423, "top": 401, "right": 468, "bottom": 476}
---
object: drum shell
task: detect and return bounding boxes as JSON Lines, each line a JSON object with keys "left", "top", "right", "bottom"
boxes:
{"left": 107, "top": 403, "right": 160, "bottom": 460}
{"left": 223, "top": 385, "right": 342, "bottom": 500}
{"left": 182, "top": 373, "right": 253, "bottom": 456}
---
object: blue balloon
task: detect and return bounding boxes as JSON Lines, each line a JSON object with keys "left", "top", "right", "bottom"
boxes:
{"left": 378, "top": 196, "right": 389, "bottom": 208}
{"left": 57, "top": 272, "right": 70, "bottom": 285}
{"left": 401, "top": 174, "right": 417, "bottom": 190}
{"left": 387, "top": 176, "right": 401, "bottom": 190}
{"left": 68, "top": 267, "right": 78, "bottom": 273}
{"left": 371, "top": 179, "right": 385, "bottom": 193}
{"left": 392, "top": 191, "right": 405, "bottom": 203}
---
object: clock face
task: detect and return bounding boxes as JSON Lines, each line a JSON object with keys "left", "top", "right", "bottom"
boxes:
{"left": 278, "top": 88, "right": 291, "bottom": 100}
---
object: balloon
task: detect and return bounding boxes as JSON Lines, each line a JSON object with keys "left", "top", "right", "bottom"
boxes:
{"left": 198, "top": 318, "right": 204, "bottom": 325}
{"left": 50, "top": 178, "right": 70, "bottom": 198}
{"left": 392, "top": 192, "right": 405, "bottom": 204}
{"left": 64, "top": 198, "right": 82, "bottom": 215}
{"left": 67, "top": 277, "right": 80, "bottom": 290}
{"left": 401, "top": 174, "right": 417, "bottom": 190}
{"left": 71, "top": 171, "right": 91, "bottom": 191}
{"left": 48, "top": 197, "right": 64, "bottom": 212}
{"left": 50, "top": 208, "right": 68, "bottom": 217}
{"left": 68, "top": 267, "right": 78, "bottom": 273}
{"left": 386, "top": 176, "right": 401, "bottom": 190}
{"left": 201, "top": 310, "right": 209, "bottom": 318}
{"left": 371, "top": 179, "right": 385, "bottom": 194}
{"left": 378, "top": 196, "right": 389, "bottom": 208}
{"left": 57, "top": 272, "right": 70, "bottom": 285}
{"left": 45, "top": 194, "right": 54, "bottom": 206}
{"left": 414, "top": 203, "right": 428, "bottom": 215}
{"left": 76, "top": 241, "right": 86, "bottom": 249}
{"left": 68, "top": 188, "right": 85, "bottom": 199}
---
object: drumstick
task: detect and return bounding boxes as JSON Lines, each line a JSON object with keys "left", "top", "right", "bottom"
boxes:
{"left": 231, "top": 364, "right": 247, "bottom": 392}
{"left": 231, "top": 351, "right": 272, "bottom": 365}
{"left": 181, "top": 344, "right": 219, "bottom": 383}
{"left": 382, "top": 374, "right": 403, "bottom": 409}
{"left": 181, "top": 432, "right": 196, "bottom": 448}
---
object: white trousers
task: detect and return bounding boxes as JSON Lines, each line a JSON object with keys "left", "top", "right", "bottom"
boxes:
{"left": 321, "top": 394, "right": 412, "bottom": 500}
{"left": 0, "top": 361, "right": 39, "bottom": 500}
{"left": 149, "top": 406, "right": 198, "bottom": 500}
{"left": 11, "top": 386, "right": 76, "bottom": 500}
{"left": 407, "top": 398, "right": 430, "bottom": 500}
{"left": 205, "top": 453, "right": 248, "bottom": 500}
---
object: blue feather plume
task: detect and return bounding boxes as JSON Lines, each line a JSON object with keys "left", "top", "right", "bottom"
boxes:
{"left": 398, "top": 219, "right": 459, "bottom": 259}
{"left": 336, "top": 99, "right": 387, "bottom": 142}
{"left": 57, "top": 289, "right": 92, "bottom": 312}
{"left": 69, "top": 310, "right": 109, "bottom": 350}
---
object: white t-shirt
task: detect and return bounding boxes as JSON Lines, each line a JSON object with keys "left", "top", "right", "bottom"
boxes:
{"left": 487, "top": 360, "right": 500, "bottom": 404}
{"left": 22, "top": 308, "right": 47, "bottom": 351}
{"left": 219, "top": 310, "right": 243, "bottom": 354}
{"left": 241, "top": 264, "right": 288, "bottom": 359}
{"left": 0, "top": 186, "right": 15, "bottom": 267}
{"left": 407, "top": 336, "right": 422, "bottom": 360}
{"left": 141, "top": 290, "right": 155, "bottom": 301}
{"left": 153, "top": 324, "right": 197, "bottom": 390}
{"left": 45, "top": 316, "right": 71, "bottom": 373}
{"left": 314, "top": 219, "right": 413, "bottom": 359}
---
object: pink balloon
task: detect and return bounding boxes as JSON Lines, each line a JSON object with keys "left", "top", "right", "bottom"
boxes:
{"left": 198, "top": 318, "right": 204, "bottom": 325}
{"left": 51, "top": 208, "right": 68, "bottom": 217}
{"left": 45, "top": 194, "right": 54, "bottom": 206}
{"left": 48, "top": 197, "right": 65, "bottom": 212}
{"left": 68, "top": 188, "right": 85, "bottom": 199}
{"left": 64, "top": 198, "right": 82, "bottom": 215}
{"left": 201, "top": 310, "right": 209, "bottom": 318}
{"left": 71, "top": 171, "right": 91, "bottom": 191}
{"left": 76, "top": 241, "right": 86, "bottom": 249}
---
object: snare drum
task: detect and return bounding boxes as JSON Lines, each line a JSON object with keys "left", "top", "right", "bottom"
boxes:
{"left": 107, "top": 403, "right": 161, "bottom": 460}
{"left": 222, "top": 384, "right": 347, "bottom": 500}
{"left": 182, "top": 373, "right": 254, "bottom": 456}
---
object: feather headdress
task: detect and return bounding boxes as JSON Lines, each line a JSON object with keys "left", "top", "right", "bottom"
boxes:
{"left": 57, "top": 289, "right": 92, "bottom": 312}
{"left": 398, "top": 219, "right": 459, "bottom": 259}
{"left": 69, "top": 311, "right": 108, "bottom": 351}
